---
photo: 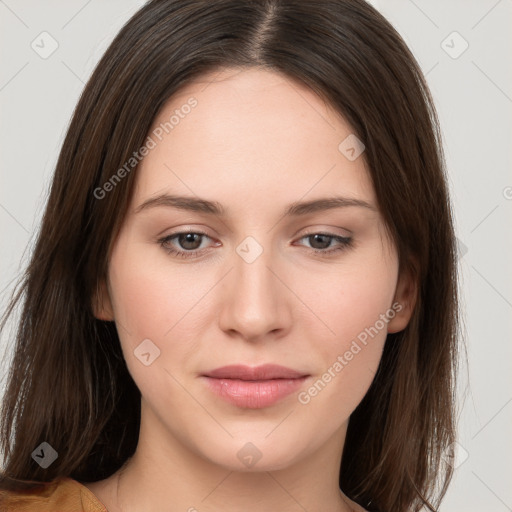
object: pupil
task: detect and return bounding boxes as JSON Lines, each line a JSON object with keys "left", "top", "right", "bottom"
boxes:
{"left": 181, "top": 233, "right": 200, "bottom": 250}
{"left": 312, "top": 234, "right": 330, "bottom": 249}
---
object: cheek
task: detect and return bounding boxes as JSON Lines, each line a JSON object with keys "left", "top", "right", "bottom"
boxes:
{"left": 295, "top": 256, "right": 397, "bottom": 412}
{"left": 108, "top": 234, "right": 202, "bottom": 338}
{"left": 107, "top": 249, "right": 207, "bottom": 416}
{"left": 106, "top": 237, "right": 205, "bottom": 386}
{"left": 329, "top": 277, "right": 394, "bottom": 353}
{"left": 108, "top": 262, "right": 169, "bottom": 341}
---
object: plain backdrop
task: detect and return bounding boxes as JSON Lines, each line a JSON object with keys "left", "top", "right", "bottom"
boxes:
{"left": 0, "top": 1, "right": 511, "bottom": 511}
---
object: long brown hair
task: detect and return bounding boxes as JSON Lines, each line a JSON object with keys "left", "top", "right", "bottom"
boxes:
{"left": 0, "top": 1, "right": 459, "bottom": 510}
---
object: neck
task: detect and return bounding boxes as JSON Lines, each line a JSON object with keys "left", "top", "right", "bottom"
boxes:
{"left": 96, "top": 400, "right": 360, "bottom": 512}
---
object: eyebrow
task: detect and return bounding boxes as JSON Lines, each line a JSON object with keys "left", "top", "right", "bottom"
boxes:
{"left": 134, "top": 194, "right": 377, "bottom": 216}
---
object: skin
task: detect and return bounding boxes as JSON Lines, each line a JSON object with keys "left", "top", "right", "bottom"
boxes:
{"left": 87, "top": 67, "right": 416, "bottom": 512}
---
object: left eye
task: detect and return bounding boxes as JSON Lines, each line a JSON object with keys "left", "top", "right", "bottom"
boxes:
{"left": 158, "top": 231, "right": 353, "bottom": 259}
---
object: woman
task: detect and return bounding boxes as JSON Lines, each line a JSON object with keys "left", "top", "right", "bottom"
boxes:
{"left": 0, "top": 0, "right": 459, "bottom": 511}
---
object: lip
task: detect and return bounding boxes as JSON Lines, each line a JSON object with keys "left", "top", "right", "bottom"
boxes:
{"left": 201, "top": 364, "right": 309, "bottom": 409}
{"left": 203, "top": 364, "right": 307, "bottom": 380}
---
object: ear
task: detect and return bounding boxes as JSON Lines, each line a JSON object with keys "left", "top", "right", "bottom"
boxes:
{"left": 91, "top": 278, "right": 115, "bottom": 321}
{"left": 387, "top": 261, "right": 418, "bottom": 334}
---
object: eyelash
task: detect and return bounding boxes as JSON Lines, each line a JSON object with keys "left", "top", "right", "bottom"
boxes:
{"left": 157, "top": 229, "right": 353, "bottom": 259}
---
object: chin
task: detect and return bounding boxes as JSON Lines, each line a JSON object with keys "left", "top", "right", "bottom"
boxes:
{"left": 194, "top": 435, "right": 306, "bottom": 473}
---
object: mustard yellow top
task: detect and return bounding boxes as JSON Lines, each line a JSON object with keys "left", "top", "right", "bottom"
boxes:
{"left": 0, "top": 477, "right": 108, "bottom": 512}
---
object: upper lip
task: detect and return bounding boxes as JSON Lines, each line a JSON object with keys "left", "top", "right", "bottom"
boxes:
{"left": 202, "top": 364, "right": 308, "bottom": 380}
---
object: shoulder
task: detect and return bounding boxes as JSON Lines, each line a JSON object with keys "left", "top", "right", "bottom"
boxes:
{"left": 0, "top": 477, "right": 108, "bottom": 512}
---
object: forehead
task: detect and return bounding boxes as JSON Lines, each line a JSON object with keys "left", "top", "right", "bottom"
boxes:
{"left": 133, "top": 67, "right": 375, "bottom": 213}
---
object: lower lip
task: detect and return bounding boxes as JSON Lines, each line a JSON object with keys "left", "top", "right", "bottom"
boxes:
{"left": 201, "top": 376, "right": 308, "bottom": 409}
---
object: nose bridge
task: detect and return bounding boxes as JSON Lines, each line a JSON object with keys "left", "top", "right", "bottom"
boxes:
{"left": 234, "top": 234, "right": 279, "bottom": 311}
{"left": 218, "top": 234, "right": 288, "bottom": 339}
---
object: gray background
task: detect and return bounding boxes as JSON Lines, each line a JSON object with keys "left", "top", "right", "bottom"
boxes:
{"left": 1, "top": 1, "right": 511, "bottom": 510}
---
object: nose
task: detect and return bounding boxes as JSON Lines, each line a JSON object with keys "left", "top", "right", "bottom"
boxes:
{"left": 217, "top": 240, "right": 292, "bottom": 343}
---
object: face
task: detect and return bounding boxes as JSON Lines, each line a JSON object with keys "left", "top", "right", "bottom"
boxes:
{"left": 95, "top": 67, "right": 415, "bottom": 472}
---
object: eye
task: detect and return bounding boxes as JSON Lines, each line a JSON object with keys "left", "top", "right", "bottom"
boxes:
{"left": 158, "top": 230, "right": 353, "bottom": 259}
{"left": 158, "top": 229, "right": 215, "bottom": 259}
{"left": 295, "top": 232, "right": 353, "bottom": 257}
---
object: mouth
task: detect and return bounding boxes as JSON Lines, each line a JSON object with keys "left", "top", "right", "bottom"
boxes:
{"left": 200, "top": 364, "right": 310, "bottom": 409}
